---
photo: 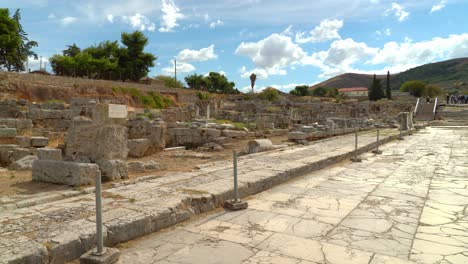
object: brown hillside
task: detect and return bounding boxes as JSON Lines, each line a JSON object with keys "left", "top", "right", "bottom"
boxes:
{"left": 310, "top": 73, "right": 386, "bottom": 90}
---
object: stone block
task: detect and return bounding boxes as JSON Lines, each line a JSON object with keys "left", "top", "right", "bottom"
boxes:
{"left": 200, "top": 128, "right": 221, "bottom": 138}
{"left": 11, "top": 148, "right": 31, "bottom": 162}
{"left": 37, "top": 147, "right": 62, "bottom": 161}
{"left": 222, "top": 130, "right": 247, "bottom": 138}
{"left": 66, "top": 117, "right": 128, "bottom": 162}
{"left": 32, "top": 160, "right": 100, "bottom": 186}
{"left": 97, "top": 160, "right": 128, "bottom": 181}
{"left": 247, "top": 139, "right": 274, "bottom": 154}
{"left": 9, "top": 155, "right": 38, "bottom": 171}
{"left": 127, "top": 139, "right": 151, "bottom": 158}
{"left": 0, "top": 144, "right": 19, "bottom": 165}
{"left": 144, "top": 161, "right": 163, "bottom": 171}
{"left": 30, "top": 137, "right": 49, "bottom": 147}
{"left": 288, "top": 131, "right": 309, "bottom": 140}
{"left": 0, "top": 128, "right": 16, "bottom": 138}
{"left": 127, "top": 161, "right": 145, "bottom": 174}
{"left": 15, "top": 136, "right": 31, "bottom": 147}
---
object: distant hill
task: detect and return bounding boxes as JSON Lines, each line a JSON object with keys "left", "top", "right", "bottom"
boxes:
{"left": 310, "top": 58, "right": 468, "bottom": 92}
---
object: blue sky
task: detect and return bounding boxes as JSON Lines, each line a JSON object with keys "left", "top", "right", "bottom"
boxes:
{"left": 5, "top": 0, "right": 468, "bottom": 92}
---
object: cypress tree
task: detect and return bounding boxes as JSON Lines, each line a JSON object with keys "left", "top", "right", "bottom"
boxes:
{"left": 386, "top": 71, "right": 392, "bottom": 100}
{"left": 369, "top": 74, "right": 385, "bottom": 101}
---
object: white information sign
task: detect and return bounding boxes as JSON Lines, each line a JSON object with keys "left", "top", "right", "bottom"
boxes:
{"left": 108, "top": 104, "right": 128, "bottom": 119}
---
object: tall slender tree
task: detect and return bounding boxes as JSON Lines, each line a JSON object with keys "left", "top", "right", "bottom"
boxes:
{"left": 11, "top": 9, "right": 38, "bottom": 72}
{"left": 386, "top": 71, "right": 392, "bottom": 100}
{"left": 0, "top": 9, "right": 21, "bottom": 71}
{"left": 368, "top": 74, "right": 385, "bottom": 101}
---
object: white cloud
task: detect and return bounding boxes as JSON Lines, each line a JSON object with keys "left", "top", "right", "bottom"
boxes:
{"left": 106, "top": 14, "right": 114, "bottom": 23}
{"left": 177, "top": 45, "right": 218, "bottom": 62}
{"left": 372, "top": 34, "right": 468, "bottom": 68}
{"left": 162, "top": 61, "right": 195, "bottom": 74}
{"left": 430, "top": 0, "right": 446, "bottom": 13}
{"left": 159, "top": 0, "right": 184, "bottom": 32}
{"left": 236, "top": 33, "right": 306, "bottom": 78}
{"left": 48, "top": 13, "right": 55, "bottom": 19}
{"left": 376, "top": 28, "right": 391, "bottom": 36}
{"left": 60, "top": 16, "right": 77, "bottom": 25}
{"left": 281, "top": 25, "right": 294, "bottom": 36}
{"left": 295, "top": 19, "right": 344, "bottom": 43}
{"left": 122, "top": 13, "right": 156, "bottom": 31}
{"left": 302, "top": 38, "right": 378, "bottom": 78}
{"left": 385, "top": 3, "right": 410, "bottom": 22}
{"left": 209, "top": 19, "right": 224, "bottom": 28}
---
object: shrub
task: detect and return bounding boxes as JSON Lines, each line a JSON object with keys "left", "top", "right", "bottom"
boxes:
{"left": 196, "top": 91, "right": 210, "bottom": 100}
{"left": 259, "top": 88, "right": 279, "bottom": 102}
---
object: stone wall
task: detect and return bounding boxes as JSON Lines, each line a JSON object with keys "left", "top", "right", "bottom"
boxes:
{"left": 0, "top": 72, "right": 199, "bottom": 105}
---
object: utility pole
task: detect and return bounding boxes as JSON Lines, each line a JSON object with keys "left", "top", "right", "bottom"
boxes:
{"left": 174, "top": 59, "right": 177, "bottom": 86}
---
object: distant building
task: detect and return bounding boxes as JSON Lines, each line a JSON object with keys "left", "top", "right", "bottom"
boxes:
{"left": 338, "top": 87, "right": 368, "bottom": 97}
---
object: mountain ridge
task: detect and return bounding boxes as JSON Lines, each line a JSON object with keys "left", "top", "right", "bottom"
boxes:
{"left": 310, "top": 57, "right": 468, "bottom": 92}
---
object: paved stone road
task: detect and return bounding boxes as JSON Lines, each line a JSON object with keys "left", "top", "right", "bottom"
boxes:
{"left": 117, "top": 127, "right": 468, "bottom": 264}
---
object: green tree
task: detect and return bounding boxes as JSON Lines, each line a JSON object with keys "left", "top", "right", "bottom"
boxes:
{"left": 204, "top": 72, "right": 238, "bottom": 94}
{"left": 50, "top": 31, "right": 156, "bottom": 81}
{"left": 155, "top": 75, "right": 183, "bottom": 88}
{"left": 289, "top": 85, "right": 310, "bottom": 96}
{"left": 0, "top": 9, "right": 20, "bottom": 70}
{"left": 426, "top": 85, "right": 442, "bottom": 98}
{"left": 185, "top": 74, "right": 210, "bottom": 90}
{"left": 386, "top": 71, "right": 392, "bottom": 100}
{"left": 400, "top": 80, "right": 427, "bottom": 97}
{"left": 312, "top": 86, "right": 327, "bottom": 97}
{"left": 368, "top": 74, "right": 385, "bottom": 101}
{"left": 119, "top": 31, "right": 156, "bottom": 81}
{"left": 62, "top": 43, "right": 81, "bottom": 57}
{"left": 259, "top": 87, "right": 279, "bottom": 101}
{"left": 10, "top": 9, "right": 38, "bottom": 72}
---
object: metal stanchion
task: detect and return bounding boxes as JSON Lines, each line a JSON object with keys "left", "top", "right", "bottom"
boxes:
{"left": 372, "top": 128, "right": 382, "bottom": 154}
{"left": 80, "top": 172, "right": 120, "bottom": 263}
{"left": 351, "top": 130, "right": 362, "bottom": 162}
{"left": 398, "top": 124, "right": 404, "bottom": 140}
{"left": 93, "top": 173, "right": 105, "bottom": 256}
{"left": 224, "top": 149, "right": 248, "bottom": 210}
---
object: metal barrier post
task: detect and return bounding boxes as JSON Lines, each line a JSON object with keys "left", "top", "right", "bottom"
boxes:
{"left": 223, "top": 149, "right": 248, "bottom": 210}
{"left": 351, "top": 130, "right": 362, "bottom": 162}
{"left": 372, "top": 128, "right": 382, "bottom": 154}
{"left": 94, "top": 173, "right": 104, "bottom": 256}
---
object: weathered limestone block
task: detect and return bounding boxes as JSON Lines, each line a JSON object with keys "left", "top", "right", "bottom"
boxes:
{"left": 32, "top": 160, "right": 100, "bottom": 186}
{"left": 30, "top": 137, "right": 49, "bottom": 147}
{"left": 0, "top": 128, "right": 17, "bottom": 138}
{"left": 200, "top": 128, "right": 221, "bottom": 138}
{"left": 148, "top": 122, "right": 166, "bottom": 151}
{"left": 11, "top": 148, "right": 31, "bottom": 162}
{"left": 127, "top": 161, "right": 164, "bottom": 173}
{"left": 65, "top": 117, "right": 128, "bottom": 162}
{"left": 15, "top": 136, "right": 31, "bottom": 147}
{"left": 96, "top": 159, "right": 128, "bottom": 181}
{"left": 0, "top": 118, "right": 33, "bottom": 131}
{"left": 37, "top": 147, "right": 62, "bottom": 161}
{"left": 29, "top": 109, "right": 77, "bottom": 120}
{"left": 288, "top": 131, "right": 309, "bottom": 140}
{"left": 9, "top": 155, "right": 38, "bottom": 171}
{"left": 398, "top": 112, "right": 410, "bottom": 131}
{"left": 0, "top": 144, "right": 18, "bottom": 165}
{"left": 128, "top": 139, "right": 151, "bottom": 158}
{"left": 127, "top": 161, "right": 145, "bottom": 173}
{"left": 222, "top": 130, "right": 247, "bottom": 138}
{"left": 247, "top": 139, "right": 274, "bottom": 154}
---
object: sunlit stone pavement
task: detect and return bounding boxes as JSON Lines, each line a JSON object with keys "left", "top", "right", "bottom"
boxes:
{"left": 117, "top": 127, "right": 468, "bottom": 264}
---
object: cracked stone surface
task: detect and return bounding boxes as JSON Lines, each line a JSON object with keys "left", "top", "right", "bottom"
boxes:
{"left": 116, "top": 127, "right": 468, "bottom": 264}
{"left": 1, "top": 129, "right": 405, "bottom": 263}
